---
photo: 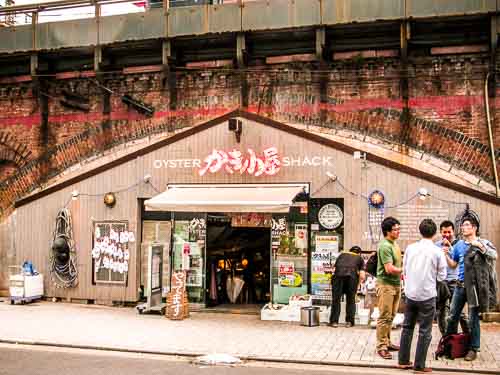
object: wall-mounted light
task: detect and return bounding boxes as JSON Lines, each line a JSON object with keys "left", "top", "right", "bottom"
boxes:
{"left": 104, "top": 192, "right": 116, "bottom": 208}
{"left": 71, "top": 190, "right": 79, "bottom": 200}
{"left": 228, "top": 118, "right": 242, "bottom": 143}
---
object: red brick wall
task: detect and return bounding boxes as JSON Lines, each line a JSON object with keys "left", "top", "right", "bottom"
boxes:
{"left": 0, "top": 55, "right": 498, "bottom": 220}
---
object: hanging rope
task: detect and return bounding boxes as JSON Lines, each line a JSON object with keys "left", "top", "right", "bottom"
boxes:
{"left": 50, "top": 208, "right": 78, "bottom": 288}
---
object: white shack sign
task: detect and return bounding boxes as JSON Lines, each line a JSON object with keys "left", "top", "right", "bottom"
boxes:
{"left": 153, "top": 147, "right": 334, "bottom": 176}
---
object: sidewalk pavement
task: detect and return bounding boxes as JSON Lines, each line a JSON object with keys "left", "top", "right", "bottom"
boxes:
{"left": 1, "top": 300, "right": 499, "bottom": 374}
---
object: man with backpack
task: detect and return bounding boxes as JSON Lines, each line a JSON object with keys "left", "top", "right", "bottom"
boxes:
{"left": 397, "top": 219, "right": 447, "bottom": 373}
{"left": 329, "top": 245, "right": 366, "bottom": 328}
{"left": 444, "top": 216, "right": 497, "bottom": 361}
{"left": 375, "top": 217, "right": 403, "bottom": 360}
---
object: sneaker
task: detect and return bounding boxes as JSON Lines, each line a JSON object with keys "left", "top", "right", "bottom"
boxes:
{"left": 464, "top": 350, "right": 477, "bottom": 361}
{"left": 345, "top": 322, "right": 353, "bottom": 328}
{"left": 328, "top": 322, "right": 338, "bottom": 328}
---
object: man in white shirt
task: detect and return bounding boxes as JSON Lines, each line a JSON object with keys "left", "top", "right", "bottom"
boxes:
{"left": 397, "top": 219, "right": 447, "bottom": 373}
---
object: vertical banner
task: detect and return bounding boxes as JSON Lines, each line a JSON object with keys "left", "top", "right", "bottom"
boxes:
{"left": 309, "top": 198, "right": 344, "bottom": 304}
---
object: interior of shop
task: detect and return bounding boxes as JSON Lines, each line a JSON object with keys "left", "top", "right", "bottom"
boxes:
{"left": 205, "top": 215, "right": 271, "bottom": 310}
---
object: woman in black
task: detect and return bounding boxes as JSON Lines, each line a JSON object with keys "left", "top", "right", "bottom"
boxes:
{"left": 329, "top": 246, "right": 366, "bottom": 327}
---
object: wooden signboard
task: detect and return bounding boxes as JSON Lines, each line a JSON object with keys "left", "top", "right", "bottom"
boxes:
{"left": 166, "top": 271, "right": 189, "bottom": 320}
{"left": 231, "top": 213, "right": 272, "bottom": 228}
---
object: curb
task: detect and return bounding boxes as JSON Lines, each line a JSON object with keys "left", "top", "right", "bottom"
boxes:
{"left": 0, "top": 339, "right": 497, "bottom": 375}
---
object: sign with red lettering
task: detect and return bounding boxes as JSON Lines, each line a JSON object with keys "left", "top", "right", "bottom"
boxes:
{"left": 198, "top": 147, "right": 281, "bottom": 176}
{"left": 278, "top": 261, "right": 295, "bottom": 275}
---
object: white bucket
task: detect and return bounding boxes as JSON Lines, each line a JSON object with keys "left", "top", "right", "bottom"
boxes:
{"left": 358, "top": 308, "right": 370, "bottom": 325}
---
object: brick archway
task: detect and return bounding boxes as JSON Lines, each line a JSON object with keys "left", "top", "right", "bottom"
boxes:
{"left": 0, "top": 131, "right": 31, "bottom": 172}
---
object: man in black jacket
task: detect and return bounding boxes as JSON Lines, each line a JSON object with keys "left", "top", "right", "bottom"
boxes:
{"left": 444, "top": 216, "right": 497, "bottom": 361}
{"left": 329, "top": 246, "right": 366, "bottom": 328}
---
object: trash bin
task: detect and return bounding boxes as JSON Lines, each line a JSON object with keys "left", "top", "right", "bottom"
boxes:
{"left": 300, "top": 306, "right": 320, "bottom": 327}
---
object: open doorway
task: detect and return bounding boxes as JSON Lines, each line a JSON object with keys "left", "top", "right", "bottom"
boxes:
{"left": 205, "top": 215, "right": 271, "bottom": 312}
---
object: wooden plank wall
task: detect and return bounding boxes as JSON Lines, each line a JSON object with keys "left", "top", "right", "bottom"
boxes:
{"left": 13, "top": 117, "right": 500, "bottom": 303}
{"left": 0, "top": 213, "right": 15, "bottom": 296}
{"left": 15, "top": 161, "right": 140, "bottom": 303}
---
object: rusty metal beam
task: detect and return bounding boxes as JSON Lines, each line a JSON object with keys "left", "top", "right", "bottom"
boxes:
{"left": 400, "top": 21, "right": 410, "bottom": 147}
{"left": 316, "top": 27, "right": 326, "bottom": 62}
{"left": 236, "top": 32, "right": 246, "bottom": 68}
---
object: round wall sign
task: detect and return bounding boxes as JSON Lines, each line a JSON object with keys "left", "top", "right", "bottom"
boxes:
{"left": 318, "top": 204, "right": 343, "bottom": 229}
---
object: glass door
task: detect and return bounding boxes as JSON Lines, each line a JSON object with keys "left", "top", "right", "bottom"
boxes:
{"left": 270, "top": 206, "right": 309, "bottom": 304}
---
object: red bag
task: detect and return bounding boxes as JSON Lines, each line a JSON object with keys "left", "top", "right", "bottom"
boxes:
{"left": 435, "top": 333, "right": 471, "bottom": 360}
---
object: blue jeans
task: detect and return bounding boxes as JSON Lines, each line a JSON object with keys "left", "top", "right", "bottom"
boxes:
{"left": 437, "top": 281, "right": 469, "bottom": 335}
{"left": 445, "top": 285, "right": 480, "bottom": 351}
{"left": 399, "top": 297, "right": 435, "bottom": 370}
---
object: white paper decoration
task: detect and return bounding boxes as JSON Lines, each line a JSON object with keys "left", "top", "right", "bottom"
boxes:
{"left": 128, "top": 232, "right": 135, "bottom": 242}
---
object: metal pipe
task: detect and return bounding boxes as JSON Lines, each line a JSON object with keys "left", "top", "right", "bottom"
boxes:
{"left": 484, "top": 72, "right": 500, "bottom": 197}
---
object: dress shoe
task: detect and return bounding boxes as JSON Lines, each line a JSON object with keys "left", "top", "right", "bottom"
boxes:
{"left": 388, "top": 344, "right": 400, "bottom": 351}
{"left": 377, "top": 350, "right": 392, "bottom": 359}
{"left": 464, "top": 350, "right": 477, "bottom": 361}
{"left": 413, "top": 368, "right": 432, "bottom": 373}
{"left": 396, "top": 362, "right": 413, "bottom": 370}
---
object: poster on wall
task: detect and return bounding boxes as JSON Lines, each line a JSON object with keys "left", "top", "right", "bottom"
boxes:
{"left": 92, "top": 221, "right": 133, "bottom": 284}
{"left": 311, "top": 235, "right": 339, "bottom": 299}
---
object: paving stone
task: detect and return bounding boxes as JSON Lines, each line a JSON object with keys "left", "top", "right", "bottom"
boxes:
{"left": 0, "top": 301, "right": 499, "bottom": 372}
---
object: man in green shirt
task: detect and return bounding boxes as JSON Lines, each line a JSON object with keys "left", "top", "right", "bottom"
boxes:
{"left": 376, "top": 216, "right": 403, "bottom": 360}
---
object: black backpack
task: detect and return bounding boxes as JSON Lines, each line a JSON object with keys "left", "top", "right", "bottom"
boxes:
{"left": 365, "top": 252, "right": 378, "bottom": 276}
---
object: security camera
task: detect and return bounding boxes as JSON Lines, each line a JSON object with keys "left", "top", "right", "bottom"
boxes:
{"left": 228, "top": 118, "right": 238, "bottom": 131}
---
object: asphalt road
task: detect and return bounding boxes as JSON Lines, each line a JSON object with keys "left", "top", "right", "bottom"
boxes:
{"left": 0, "top": 343, "right": 462, "bottom": 375}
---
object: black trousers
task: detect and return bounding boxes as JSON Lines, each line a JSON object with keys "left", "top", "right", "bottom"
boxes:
{"left": 399, "top": 297, "right": 435, "bottom": 370}
{"left": 330, "top": 275, "right": 358, "bottom": 325}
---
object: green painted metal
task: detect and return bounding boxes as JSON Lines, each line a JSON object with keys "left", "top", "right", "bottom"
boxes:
{"left": 168, "top": 4, "right": 206, "bottom": 37}
{"left": 36, "top": 18, "right": 97, "bottom": 50}
{"left": 0, "top": 25, "right": 32, "bottom": 53}
{"left": 407, "top": 0, "right": 496, "bottom": 18}
{"left": 242, "top": 0, "right": 321, "bottom": 31}
{"left": 208, "top": 3, "right": 241, "bottom": 34}
{"left": 100, "top": 9, "right": 164, "bottom": 44}
{"left": 322, "top": 0, "right": 404, "bottom": 24}
{"left": 0, "top": 0, "right": 498, "bottom": 55}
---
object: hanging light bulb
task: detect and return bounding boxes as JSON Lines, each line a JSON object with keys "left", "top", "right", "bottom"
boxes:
{"left": 418, "top": 187, "right": 429, "bottom": 201}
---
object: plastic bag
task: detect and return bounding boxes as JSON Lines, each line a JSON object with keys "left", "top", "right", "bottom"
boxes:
{"left": 22, "top": 261, "right": 38, "bottom": 276}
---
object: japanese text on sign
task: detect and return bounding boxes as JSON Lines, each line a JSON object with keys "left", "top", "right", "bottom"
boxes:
{"left": 198, "top": 147, "right": 281, "bottom": 177}
{"left": 167, "top": 271, "right": 187, "bottom": 319}
{"left": 278, "top": 262, "right": 295, "bottom": 275}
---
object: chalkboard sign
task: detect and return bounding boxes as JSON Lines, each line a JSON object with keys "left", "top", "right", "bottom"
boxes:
{"left": 166, "top": 271, "right": 189, "bottom": 320}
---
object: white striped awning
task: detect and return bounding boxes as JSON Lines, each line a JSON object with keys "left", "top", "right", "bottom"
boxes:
{"left": 144, "top": 184, "right": 306, "bottom": 213}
